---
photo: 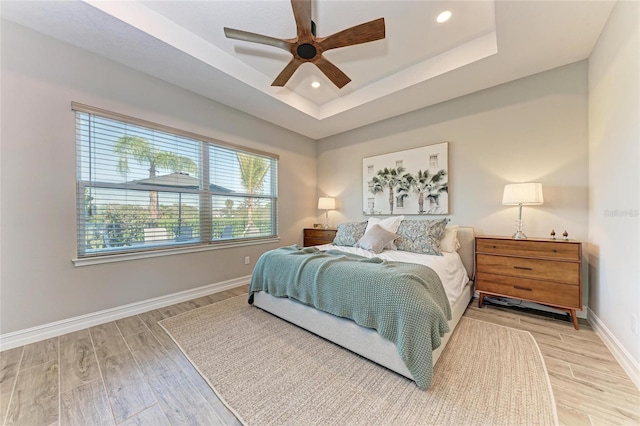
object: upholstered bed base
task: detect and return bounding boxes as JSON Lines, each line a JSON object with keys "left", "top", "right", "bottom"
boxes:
{"left": 253, "top": 226, "right": 476, "bottom": 381}
{"left": 253, "top": 280, "right": 473, "bottom": 379}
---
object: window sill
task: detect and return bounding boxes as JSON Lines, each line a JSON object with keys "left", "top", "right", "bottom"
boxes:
{"left": 72, "top": 237, "right": 280, "bottom": 267}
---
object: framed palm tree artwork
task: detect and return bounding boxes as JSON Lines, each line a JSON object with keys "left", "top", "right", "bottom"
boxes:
{"left": 363, "top": 142, "right": 449, "bottom": 215}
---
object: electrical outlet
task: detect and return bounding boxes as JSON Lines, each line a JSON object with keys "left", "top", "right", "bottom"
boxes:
{"left": 632, "top": 314, "right": 639, "bottom": 336}
{"left": 244, "top": 256, "right": 250, "bottom": 265}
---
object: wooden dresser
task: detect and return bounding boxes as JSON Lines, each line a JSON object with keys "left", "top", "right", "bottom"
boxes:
{"left": 303, "top": 228, "right": 337, "bottom": 247}
{"left": 475, "top": 236, "right": 582, "bottom": 329}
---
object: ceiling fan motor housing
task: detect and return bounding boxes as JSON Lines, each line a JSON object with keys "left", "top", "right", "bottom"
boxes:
{"left": 296, "top": 43, "right": 318, "bottom": 60}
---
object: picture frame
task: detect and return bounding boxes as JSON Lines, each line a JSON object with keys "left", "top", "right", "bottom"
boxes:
{"left": 313, "top": 223, "right": 324, "bottom": 229}
{"left": 362, "top": 142, "right": 449, "bottom": 215}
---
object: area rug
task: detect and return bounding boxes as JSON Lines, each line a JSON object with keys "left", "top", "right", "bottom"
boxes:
{"left": 159, "top": 295, "right": 558, "bottom": 426}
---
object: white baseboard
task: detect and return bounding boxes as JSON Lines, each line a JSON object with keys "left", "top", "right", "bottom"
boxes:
{"left": 0, "top": 275, "right": 251, "bottom": 351}
{"left": 587, "top": 308, "right": 640, "bottom": 390}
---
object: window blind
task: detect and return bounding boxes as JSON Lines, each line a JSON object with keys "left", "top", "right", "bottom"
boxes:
{"left": 75, "top": 104, "right": 278, "bottom": 258}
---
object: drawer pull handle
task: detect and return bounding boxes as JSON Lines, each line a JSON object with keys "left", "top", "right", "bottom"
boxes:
{"left": 513, "top": 266, "right": 533, "bottom": 271}
{"left": 514, "top": 285, "right": 533, "bottom": 291}
{"left": 552, "top": 249, "right": 558, "bottom": 253}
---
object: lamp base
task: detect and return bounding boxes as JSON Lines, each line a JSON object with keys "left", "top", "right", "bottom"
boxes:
{"left": 512, "top": 230, "right": 527, "bottom": 239}
{"left": 512, "top": 218, "right": 527, "bottom": 239}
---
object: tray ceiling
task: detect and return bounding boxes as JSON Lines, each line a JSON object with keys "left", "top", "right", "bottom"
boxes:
{"left": 0, "top": 1, "right": 615, "bottom": 139}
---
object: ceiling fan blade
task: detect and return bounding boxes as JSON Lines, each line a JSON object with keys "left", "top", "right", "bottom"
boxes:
{"left": 291, "top": 0, "right": 313, "bottom": 41}
{"left": 318, "top": 17, "right": 385, "bottom": 51}
{"left": 224, "top": 27, "right": 291, "bottom": 51}
{"left": 314, "top": 56, "right": 351, "bottom": 88}
{"left": 272, "top": 58, "right": 304, "bottom": 87}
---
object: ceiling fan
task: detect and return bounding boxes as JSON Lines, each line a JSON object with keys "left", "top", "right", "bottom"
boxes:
{"left": 223, "top": 0, "right": 385, "bottom": 89}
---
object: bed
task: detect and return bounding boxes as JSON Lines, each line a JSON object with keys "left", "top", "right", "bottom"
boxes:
{"left": 249, "top": 225, "right": 475, "bottom": 389}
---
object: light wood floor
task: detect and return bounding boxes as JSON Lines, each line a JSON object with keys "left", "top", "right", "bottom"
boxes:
{"left": 1, "top": 286, "right": 638, "bottom": 425}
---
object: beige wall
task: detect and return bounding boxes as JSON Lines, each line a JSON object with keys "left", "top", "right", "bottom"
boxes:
{"left": 588, "top": 1, "right": 640, "bottom": 364}
{"left": 317, "top": 61, "right": 590, "bottom": 302}
{"left": 0, "top": 21, "right": 317, "bottom": 334}
{"left": 4, "top": 7, "right": 636, "bottom": 373}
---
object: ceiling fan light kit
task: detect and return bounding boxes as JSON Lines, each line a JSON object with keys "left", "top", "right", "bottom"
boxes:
{"left": 224, "top": 0, "right": 386, "bottom": 89}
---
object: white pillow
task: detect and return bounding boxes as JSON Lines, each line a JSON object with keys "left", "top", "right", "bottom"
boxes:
{"left": 440, "top": 225, "right": 460, "bottom": 253}
{"left": 365, "top": 216, "right": 404, "bottom": 250}
{"left": 356, "top": 224, "right": 399, "bottom": 254}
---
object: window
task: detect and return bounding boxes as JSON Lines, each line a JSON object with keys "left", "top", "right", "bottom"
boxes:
{"left": 74, "top": 103, "right": 278, "bottom": 259}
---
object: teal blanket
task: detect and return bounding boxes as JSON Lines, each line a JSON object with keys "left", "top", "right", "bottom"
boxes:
{"left": 249, "top": 245, "right": 452, "bottom": 390}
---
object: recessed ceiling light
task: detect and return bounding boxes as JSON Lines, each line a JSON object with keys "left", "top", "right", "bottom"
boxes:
{"left": 311, "top": 81, "right": 321, "bottom": 89}
{"left": 436, "top": 11, "right": 452, "bottom": 24}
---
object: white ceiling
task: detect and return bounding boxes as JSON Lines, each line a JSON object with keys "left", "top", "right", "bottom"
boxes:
{"left": 0, "top": 0, "right": 615, "bottom": 139}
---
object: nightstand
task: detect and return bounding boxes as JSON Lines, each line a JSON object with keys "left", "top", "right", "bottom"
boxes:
{"left": 303, "top": 228, "right": 336, "bottom": 247}
{"left": 475, "top": 236, "right": 582, "bottom": 329}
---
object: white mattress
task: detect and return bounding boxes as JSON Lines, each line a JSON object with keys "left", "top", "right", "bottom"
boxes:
{"left": 315, "top": 244, "right": 470, "bottom": 305}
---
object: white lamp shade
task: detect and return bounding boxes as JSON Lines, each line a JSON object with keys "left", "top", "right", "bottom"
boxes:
{"left": 502, "top": 183, "right": 544, "bottom": 205}
{"left": 318, "top": 197, "right": 336, "bottom": 210}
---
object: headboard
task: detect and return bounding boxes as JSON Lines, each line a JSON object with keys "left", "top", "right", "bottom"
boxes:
{"left": 456, "top": 227, "right": 475, "bottom": 280}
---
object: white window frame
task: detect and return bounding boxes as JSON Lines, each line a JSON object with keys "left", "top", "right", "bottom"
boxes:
{"left": 72, "top": 103, "right": 279, "bottom": 266}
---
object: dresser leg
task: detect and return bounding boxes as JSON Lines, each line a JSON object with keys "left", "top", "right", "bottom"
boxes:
{"left": 570, "top": 309, "right": 579, "bottom": 330}
{"left": 478, "top": 292, "right": 485, "bottom": 308}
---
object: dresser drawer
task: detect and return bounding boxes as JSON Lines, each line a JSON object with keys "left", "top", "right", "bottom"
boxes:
{"left": 476, "top": 254, "right": 580, "bottom": 285}
{"left": 304, "top": 229, "right": 336, "bottom": 239}
{"left": 476, "top": 272, "right": 580, "bottom": 308}
{"left": 304, "top": 238, "right": 333, "bottom": 246}
{"left": 476, "top": 238, "right": 580, "bottom": 261}
{"left": 303, "top": 229, "right": 336, "bottom": 247}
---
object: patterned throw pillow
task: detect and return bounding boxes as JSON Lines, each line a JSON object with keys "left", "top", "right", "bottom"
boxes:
{"left": 332, "top": 221, "right": 368, "bottom": 246}
{"left": 396, "top": 219, "right": 448, "bottom": 255}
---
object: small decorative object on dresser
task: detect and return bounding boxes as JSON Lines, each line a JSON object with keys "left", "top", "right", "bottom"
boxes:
{"left": 475, "top": 236, "right": 582, "bottom": 329}
{"left": 303, "top": 228, "right": 337, "bottom": 247}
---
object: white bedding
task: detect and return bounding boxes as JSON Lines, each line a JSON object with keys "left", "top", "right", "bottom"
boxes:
{"left": 315, "top": 244, "right": 470, "bottom": 305}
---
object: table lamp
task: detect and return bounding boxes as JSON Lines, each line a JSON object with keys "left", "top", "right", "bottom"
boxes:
{"left": 502, "top": 183, "right": 544, "bottom": 239}
{"left": 318, "top": 197, "right": 336, "bottom": 229}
